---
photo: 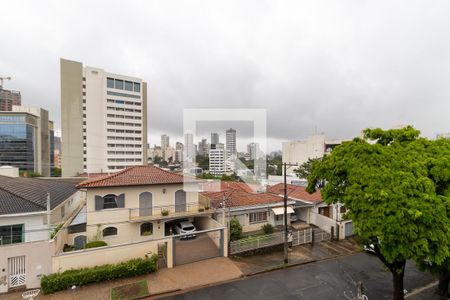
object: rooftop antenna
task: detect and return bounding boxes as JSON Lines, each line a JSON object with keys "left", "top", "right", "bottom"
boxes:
{"left": 0, "top": 76, "right": 11, "bottom": 89}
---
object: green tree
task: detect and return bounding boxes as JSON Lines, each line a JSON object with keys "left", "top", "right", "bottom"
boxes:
{"left": 229, "top": 217, "right": 242, "bottom": 241}
{"left": 307, "top": 126, "right": 450, "bottom": 300}
{"left": 53, "top": 167, "right": 61, "bottom": 177}
{"left": 196, "top": 155, "right": 209, "bottom": 170}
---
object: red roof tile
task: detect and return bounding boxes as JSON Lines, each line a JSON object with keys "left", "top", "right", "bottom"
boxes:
{"left": 199, "top": 181, "right": 256, "bottom": 193}
{"left": 267, "top": 183, "right": 323, "bottom": 203}
{"left": 204, "top": 190, "right": 285, "bottom": 209}
{"left": 77, "top": 165, "right": 195, "bottom": 188}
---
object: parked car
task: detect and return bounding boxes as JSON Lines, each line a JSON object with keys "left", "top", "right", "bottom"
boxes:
{"left": 174, "top": 221, "right": 197, "bottom": 239}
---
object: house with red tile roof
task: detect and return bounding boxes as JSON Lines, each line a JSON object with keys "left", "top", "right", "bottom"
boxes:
{"left": 51, "top": 165, "right": 227, "bottom": 272}
{"left": 201, "top": 181, "right": 298, "bottom": 232}
{"left": 267, "top": 183, "right": 353, "bottom": 239}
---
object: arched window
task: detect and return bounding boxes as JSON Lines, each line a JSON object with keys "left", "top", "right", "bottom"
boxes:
{"left": 175, "top": 190, "right": 187, "bottom": 212}
{"left": 102, "top": 227, "right": 118, "bottom": 237}
{"left": 103, "top": 194, "right": 118, "bottom": 209}
{"left": 74, "top": 235, "right": 87, "bottom": 250}
{"left": 140, "top": 223, "right": 153, "bottom": 236}
{"left": 139, "top": 192, "right": 153, "bottom": 216}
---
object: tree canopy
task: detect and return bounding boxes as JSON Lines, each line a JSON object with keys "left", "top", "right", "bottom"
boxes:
{"left": 307, "top": 126, "right": 450, "bottom": 300}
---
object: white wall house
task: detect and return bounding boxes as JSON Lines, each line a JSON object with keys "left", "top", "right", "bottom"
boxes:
{"left": 0, "top": 171, "right": 84, "bottom": 293}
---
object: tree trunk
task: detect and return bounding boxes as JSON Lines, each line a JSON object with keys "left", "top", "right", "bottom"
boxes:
{"left": 392, "top": 267, "right": 405, "bottom": 300}
{"left": 437, "top": 270, "right": 450, "bottom": 298}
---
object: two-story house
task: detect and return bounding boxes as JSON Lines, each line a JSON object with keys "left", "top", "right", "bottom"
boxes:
{"left": 52, "top": 165, "right": 226, "bottom": 272}
{"left": 0, "top": 167, "right": 84, "bottom": 293}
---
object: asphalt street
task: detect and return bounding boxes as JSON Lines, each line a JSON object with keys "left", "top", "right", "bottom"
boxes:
{"left": 162, "top": 252, "right": 435, "bottom": 300}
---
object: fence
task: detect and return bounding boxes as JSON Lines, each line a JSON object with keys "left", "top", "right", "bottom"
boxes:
{"left": 229, "top": 227, "right": 330, "bottom": 255}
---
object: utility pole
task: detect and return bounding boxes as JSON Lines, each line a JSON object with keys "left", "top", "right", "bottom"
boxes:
{"left": 283, "top": 162, "right": 298, "bottom": 264}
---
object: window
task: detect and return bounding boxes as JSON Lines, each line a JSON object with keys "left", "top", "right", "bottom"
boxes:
{"left": 103, "top": 194, "right": 118, "bottom": 209}
{"left": 134, "top": 82, "right": 140, "bottom": 92}
{"left": 0, "top": 224, "right": 24, "bottom": 245}
{"left": 340, "top": 206, "right": 347, "bottom": 213}
{"left": 115, "top": 79, "right": 123, "bottom": 89}
{"left": 275, "top": 214, "right": 283, "bottom": 222}
{"left": 102, "top": 227, "right": 117, "bottom": 237}
{"left": 140, "top": 223, "right": 153, "bottom": 236}
{"left": 249, "top": 212, "right": 267, "bottom": 224}
{"left": 125, "top": 81, "right": 133, "bottom": 91}
{"left": 107, "top": 78, "right": 115, "bottom": 88}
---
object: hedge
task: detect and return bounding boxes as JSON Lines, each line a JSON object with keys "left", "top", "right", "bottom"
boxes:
{"left": 84, "top": 240, "right": 108, "bottom": 249}
{"left": 41, "top": 255, "right": 158, "bottom": 294}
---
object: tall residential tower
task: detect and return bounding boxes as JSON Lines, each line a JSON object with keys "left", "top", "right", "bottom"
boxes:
{"left": 60, "top": 59, "right": 148, "bottom": 176}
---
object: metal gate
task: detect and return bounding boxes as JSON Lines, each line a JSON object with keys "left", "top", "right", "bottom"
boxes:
{"left": 345, "top": 222, "right": 354, "bottom": 237}
{"left": 8, "top": 256, "right": 26, "bottom": 288}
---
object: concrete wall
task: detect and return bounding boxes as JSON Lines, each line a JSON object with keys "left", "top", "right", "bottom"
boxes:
{"left": 52, "top": 238, "right": 171, "bottom": 272}
{"left": 61, "top": 59, "right": 84, "bottom": 177}
{"left": 0, "top": 240, "right": 55, "bottom": 292}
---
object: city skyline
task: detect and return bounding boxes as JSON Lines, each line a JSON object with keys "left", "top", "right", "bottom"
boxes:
{"left": 2, "top": 1, "right": 449, "bottom": 153}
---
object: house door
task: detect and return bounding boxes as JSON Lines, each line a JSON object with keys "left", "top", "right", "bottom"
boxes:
{"left": 8, "top": 256, "right": 26, "bottom": 288}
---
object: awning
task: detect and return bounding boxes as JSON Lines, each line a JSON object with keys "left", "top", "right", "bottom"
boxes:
{"left": 272, "top": 206, "right": 295, "bottom": 215}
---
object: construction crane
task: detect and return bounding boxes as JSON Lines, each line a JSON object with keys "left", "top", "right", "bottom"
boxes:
{"left": 0, "top": 76, "right": 11, "bottom": 89}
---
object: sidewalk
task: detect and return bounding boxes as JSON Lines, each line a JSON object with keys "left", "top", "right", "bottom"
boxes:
{"left": 231, "top": 238, "right": 360, "bottom": 275}
{"left": 1, "top": 257, "right": 243, "bottom": 300}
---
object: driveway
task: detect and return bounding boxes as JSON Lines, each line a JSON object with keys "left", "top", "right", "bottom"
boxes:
{"left": 175, "top": 233, "right": 221, "bottom": 265}
{"left": 162, "top": 252, "right": 435, "bottom": 300}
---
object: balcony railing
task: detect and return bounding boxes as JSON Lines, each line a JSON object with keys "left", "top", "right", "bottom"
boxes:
{"left": 128, "top": 203, "right": 213, "bottom": 221}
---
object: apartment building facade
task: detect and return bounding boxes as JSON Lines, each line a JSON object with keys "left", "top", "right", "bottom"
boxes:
{"left": 60, "top": 59, "right": 148, "bottom": 176}
{"left": 0, "top": 88, "right": 21, "bottom": 112}
{"left": 0, "top": 106, "right": 54, "bottom": 176}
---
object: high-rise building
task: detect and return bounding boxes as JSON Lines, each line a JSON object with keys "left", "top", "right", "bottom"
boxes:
{"left": 198, "top": 138, "right": 208, "bottom": 157}
{"left": 54, "top": 136, "right": 62, "bottom": 169}
{"left": 211, "top": 132, "right": 219, "bottom": 145}
{"left": 60, "top": 59, "right": 148, "bottom": 176}
{"left": 209, "top": 148, "right": 226, "bottom": 176}
{"left": 225, "top": 128, "right": 236, "bottom": 156}
{"left": 0, "top": 87, "right": 21, "bottom": 111}
{"left": 184, "top": 133, "right": 195, "bottom": 161}
{"left": 0, "top": 106, "right": 54, "bottom": 176}
{"left": 161, "top": 134, "right": 170, "bottom": 150}
{"left": 247, "top": 142, "right": 261, "bottom": 160}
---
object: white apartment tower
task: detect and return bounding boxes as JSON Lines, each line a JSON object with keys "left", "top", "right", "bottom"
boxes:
{"left": 209, "top": 143, "right": 226, "bottom": 176}
{"left": 61, "top": 59, "right": 148, "bottom": 176}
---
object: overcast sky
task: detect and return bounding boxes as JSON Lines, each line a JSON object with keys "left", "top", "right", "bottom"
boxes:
{"left": 1, "top": 0, "right": 450, "bottom": 151}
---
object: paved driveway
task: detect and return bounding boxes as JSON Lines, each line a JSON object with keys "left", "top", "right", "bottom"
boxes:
{"left": 175, "top": 233, "right": 221, "bottom": 265}
{"left": 163, "top": 252, "right": 434, "bottom": 300}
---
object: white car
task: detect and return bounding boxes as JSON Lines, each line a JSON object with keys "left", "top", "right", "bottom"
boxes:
{"left": 174, "top": 221, "right": 197, "bottom": 239}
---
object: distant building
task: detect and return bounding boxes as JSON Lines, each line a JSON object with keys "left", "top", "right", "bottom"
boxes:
{"left": 247, "top": 142, "right": 261, "bottom": 160}
{"left": 225, "top": 128, "right": 237, "bottom": 156}
{"left": 282, "top": 134, "right": 348, "bottom": 175}
{"left": 176, "top": 141, "right": 184, "bottom": 150}
{"left": 211, "top": 132, "right": 219, "bottom": 145}
{"left": 161, "top": 134, "right": 170, "bottom": 150}
{"left": 0, "top": 106, "right": 54, "bottom": 176}
{"left": 54, "top": 136, "right": 61, "bottom": 169}
{"left": 198, "top": 138, "right": 208, "bottom": 157}
{"left": 209, "top": 148, "right": 226, "bottom": 176}
{"left": 0, "top": 87, "right": 21, "bottom": 111}
{"left": 147, "top": 146, "right": 163, "bottom": 163}
{"left": 60, "top": 58, "right": 148, "bottom": 176}
{"left": 184, "top": 133, "right": 195, "bottom": 161}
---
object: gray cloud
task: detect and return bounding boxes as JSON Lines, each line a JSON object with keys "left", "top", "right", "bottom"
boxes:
{"left": 1, "top": 0, "right": 450, "bottom": 152}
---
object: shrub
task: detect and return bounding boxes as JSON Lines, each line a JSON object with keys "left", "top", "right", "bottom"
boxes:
{"left": 41, "top": 255, "right": 158, "bottom": 294}
{"left": 51, "top": 223, "right": 64, "bottom": 239}
{"left": 63, "top": 244, "right": 75, "bottom": 252}
{"left": 262, "top": 223, "right": 274, "bottom": 234}
{"left": 230, "top": 217, "right": 242, "bottom": 241}
{"left": 84, "top": 241, "right": 108, "bottom": 249}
